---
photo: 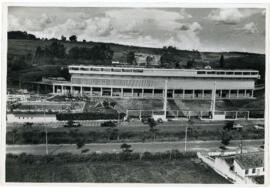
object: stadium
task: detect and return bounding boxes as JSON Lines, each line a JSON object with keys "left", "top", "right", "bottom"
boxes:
{"left": 36, "top": 65, "right": 260, "bottom": 100}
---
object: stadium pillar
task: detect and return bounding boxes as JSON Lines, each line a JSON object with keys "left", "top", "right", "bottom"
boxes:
{"left": 163, "top": 80, "right": 168, "bottom": 117}
{"left": 142, "top": 89, "right": 144, "bottom": 98}
{"left": 251, "top": 90, "right": 254, "bottom": 98}
{"left": 236, "top": 90, "right": 239, "bottom": 98}
{"left": 244, "top": 90, "right": 247, "bottom": 98}
{"left": 90, "top": 87, "right": 93, "bottom": 97}
{"left": 220, "top": 90, "right": 222, "bottom": 99}
{"left": 228, "top": 90, "right": 231, "bottom": 99}
{"left": 121, "top": 88, "right": 123, "bottom": 98}
{"left": 183, "top": 89, "right": 185, "bottom": 99}
{"left": 152, "top": 89, "right": 154, "bottom": 98}
{"left": 61, "top": 85, "right": 64, "bottom": 95}
{"left": 192, "top": 90, "right": 195, "bottom": 99}
{"left": 202, "top": 90, "right": 204, "bottom": 99}
{"left": 80, "top": 86, "right": 83, "bottom": 97}
{"left": 111, "top": 88, "right": 113, "bottom": 97}
{"left": 52, "top": 84, "right": 55, "bottom": 94}
{"left": 71, "top": 86, "right": 74, "bottom": 96}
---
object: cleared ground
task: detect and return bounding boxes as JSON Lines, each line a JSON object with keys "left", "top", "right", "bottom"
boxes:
{"left": 6, "top": 157, "right": 229, "bottom": 183}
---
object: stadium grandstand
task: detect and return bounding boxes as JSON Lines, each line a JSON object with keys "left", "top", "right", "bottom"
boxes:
{"left": 34, "top": 65, "right": 260, "bottom": 100}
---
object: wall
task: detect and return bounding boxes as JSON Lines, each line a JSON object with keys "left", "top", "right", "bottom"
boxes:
{"left": 70, "top": 74, "right": 255, "bottom": 90}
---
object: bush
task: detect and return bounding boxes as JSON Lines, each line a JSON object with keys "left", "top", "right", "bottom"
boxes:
{"left": 56, "top": 112, "right": 119, "bottom": 120}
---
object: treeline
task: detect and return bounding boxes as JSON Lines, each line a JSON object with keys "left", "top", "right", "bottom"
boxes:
{"left": 56, "top": 112, "right": 125, "bottom": 121}
{"left": 8, "top": 31, "right": 38, "bottom": 40}
{"left": 34, "top": 41, "right": 113, "bottom": 63}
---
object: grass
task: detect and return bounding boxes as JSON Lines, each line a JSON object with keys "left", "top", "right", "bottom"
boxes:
{"left": 6, "top": 121, "right": 264, "bottom": 144}
{"left": 6, "top": 156, "right": 229, "bottom": 183}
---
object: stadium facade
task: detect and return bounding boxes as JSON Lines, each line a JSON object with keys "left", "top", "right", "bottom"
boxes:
{"left": 37, "top": 65, "right": 260, "bottom": 99}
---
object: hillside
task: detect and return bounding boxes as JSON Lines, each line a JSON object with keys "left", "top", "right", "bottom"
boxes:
{"left": 7, "top": 37, "right": 265, "bottom": 88}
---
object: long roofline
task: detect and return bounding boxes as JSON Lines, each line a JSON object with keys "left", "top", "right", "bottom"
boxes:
{"left": 68, "top": 65, "right": 259, "bottom": 72}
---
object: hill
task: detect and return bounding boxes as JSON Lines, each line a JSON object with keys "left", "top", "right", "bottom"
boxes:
{"left": 7, "top": 34, "right": 265, "bottom": 88}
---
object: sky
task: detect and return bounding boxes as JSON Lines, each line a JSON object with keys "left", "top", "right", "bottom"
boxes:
{"left": 8, "top": 7, "right": 266, "bottom": 53}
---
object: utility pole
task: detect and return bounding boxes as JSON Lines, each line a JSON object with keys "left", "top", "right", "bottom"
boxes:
{"left": 210, "top": 81, "right": 217, "bottom": 119}
{"left": 163, "top": 79, "right": 168, "bottom": 119}
{"left": 239, "top": 130, "right": 243, "bottom": 155}
{"left": 44, "top": 104, "right": 48, "bottom": 155}
{"left": 184, "top": 126, "right": 188, "bottom": 152}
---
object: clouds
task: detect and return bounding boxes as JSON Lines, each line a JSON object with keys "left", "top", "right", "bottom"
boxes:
{"left": 9, "top": 13, "right": 53, "bottom": 31}
{"left": 207, "top": 8, "right": 243, "bottom": 24}
{"left": 7, "top": 7, "right": 265, "bottom": 53}
{"left": 242, "top": 22, "right": 259, "bottom": 34}
{"left": 206, "top": 8, "right": 263, "bottom": 25}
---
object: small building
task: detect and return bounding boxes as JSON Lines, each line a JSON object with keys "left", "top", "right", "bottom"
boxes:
{"left": 197, "top": 151, "right": 264, "bottom": 184}
{"left": 135, "top": 52, "right": 161, "bottom": 67}
{"left": 7, "top": 94, "right": 30, "bottom": 102}
{"left": 7, "top": 113, "right": 57, "bottom": 123}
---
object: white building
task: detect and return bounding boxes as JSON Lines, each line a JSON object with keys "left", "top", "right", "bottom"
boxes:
{"left": 7, "top": 113, "right": 57, "bottom": 123}
{"left": 197, "top": 152, "right": 264, "bottom": 184}
{"left": 35, "top": 65, "right": 260, "bottom": 100}
{"left": 7, "top": 94, "right": 30, "bottom": 102}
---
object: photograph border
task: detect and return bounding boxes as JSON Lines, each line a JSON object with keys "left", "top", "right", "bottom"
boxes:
{"left": 1, "top": 1, "right": 269, "bottom": 186}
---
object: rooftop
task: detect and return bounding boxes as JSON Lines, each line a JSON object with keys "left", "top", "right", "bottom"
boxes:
{"left": 68, "top": 65, "right": 260, "bottom": 79}
{"left": 234, "top": 152, "right": 264, "bottom": 169}
{"left": 221, "top": 152, "right": 264, "bottom": 169}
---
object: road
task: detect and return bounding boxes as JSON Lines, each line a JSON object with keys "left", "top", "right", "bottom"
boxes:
{"left": 6, "top": 139, "right": 264, "bottom": 155}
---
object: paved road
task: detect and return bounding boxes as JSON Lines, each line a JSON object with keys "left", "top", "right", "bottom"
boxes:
{"left": 6, "top": 139, "right": 264, "bottom": 155}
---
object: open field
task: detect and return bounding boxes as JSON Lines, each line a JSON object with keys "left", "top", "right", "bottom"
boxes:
{"left": 6, "top": 153, "right": 229, "bottom": 183}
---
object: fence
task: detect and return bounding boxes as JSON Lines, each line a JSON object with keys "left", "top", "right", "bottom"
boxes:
{"left": 126, "top": 109, "right": 264, "bottom": 120}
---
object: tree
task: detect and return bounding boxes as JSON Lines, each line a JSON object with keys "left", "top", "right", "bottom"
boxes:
{"left": 8, "top": 31, "right": 37, "bottom": 40}
{"left": 105, "top": 128, "right": 113, "bottom": 141}
{"left": 126, "top": 51, "right": 136, "bottom": 65}
{"left": 187, "top": 59, "right": 196, "bottom": 68}
{"left": 160, "top": 46, "right": 179, "bottom": 68}
{"left": 68, "top": 47, "right": 80, "bottom": 59}
{"left": 11, "top": 128, "right": 17, "bottom": 144}
{"left": 110, "top": 101, "right": 117, "bottom": 108}
{"left": 148, "top": 118, "right": 158, "bottom": 141}
{"left": 67, "top": 120, "right": 74, "bottom": 127}
{"left": 219, "top": 54, "right": 224, "bottom": 68}
{"left": 223, "top": 121, "right": 234, "bottom": 131}
{"left": 111, "top": 128, "right": 119, "bottom": 141}
{"left": 76, "top": 138, "right": 85, "bottom": 149}
{"left": 69, "top": 35, "right": 77, "bottom": 42}
{"left": 120, "top": 143, "right": 133, "bottom": 153}
{"left": 221, "top": 130, "right": 232, "bottom": 146}
{"left": 103, "top": 100, "right": 109, "bottom": 108}
{"left": 49, "top": 41, "right": 66, "bottom": 58}
{"left": 61, "top": 35, "right": 66, "bottom": 41}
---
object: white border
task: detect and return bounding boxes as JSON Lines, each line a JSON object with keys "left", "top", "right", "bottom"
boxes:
{"left": 1, "top": 1, "right": 269, "bottom": 187}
